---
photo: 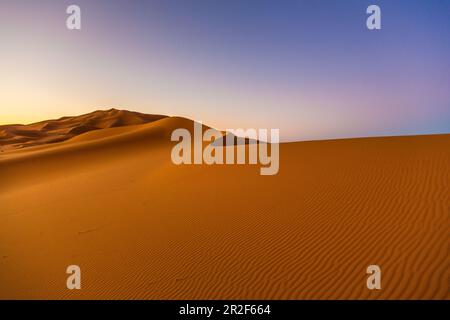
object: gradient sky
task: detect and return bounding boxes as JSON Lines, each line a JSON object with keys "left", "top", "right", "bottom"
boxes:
{"left": 0, "top": 0, "right": 449, "bottom": 141}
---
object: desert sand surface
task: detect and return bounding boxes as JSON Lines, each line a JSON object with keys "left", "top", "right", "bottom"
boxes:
{"left": 0, "top": 110, "right": 449, "bottom": 299}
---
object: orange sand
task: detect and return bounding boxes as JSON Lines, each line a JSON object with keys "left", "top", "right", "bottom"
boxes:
{"left": 0, "top": 110, "right": 448, "bottom": 299}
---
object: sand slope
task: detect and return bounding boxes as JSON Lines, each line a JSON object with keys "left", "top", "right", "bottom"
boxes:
{"left": 0, "top": 112, "right": 448, "bottom": 300}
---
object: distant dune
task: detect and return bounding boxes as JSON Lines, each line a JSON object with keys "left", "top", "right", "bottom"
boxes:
{"left": 0, "top": 109, "right": 167, "bottom": 151}
{"left": 0, "top": 109, "right": 448, "bottom": 299}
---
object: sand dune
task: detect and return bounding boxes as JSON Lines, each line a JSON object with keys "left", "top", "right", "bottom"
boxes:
{"left": 0, "top": 110, "right": 448, "bottom": 299}
{"left": 0, "top": 109, "right": 167, "bottom": 151}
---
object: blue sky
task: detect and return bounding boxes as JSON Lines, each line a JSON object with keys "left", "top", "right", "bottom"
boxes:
{"left": 1, "top": 0, "right": 449, "bottom": 140}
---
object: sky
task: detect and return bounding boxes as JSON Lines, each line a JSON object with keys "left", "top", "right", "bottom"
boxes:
{"left": 0, "top": 0, "right": 449, "bottom": 141}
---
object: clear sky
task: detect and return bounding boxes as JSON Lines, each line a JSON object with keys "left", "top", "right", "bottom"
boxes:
{"left": 1, "top": 0, "right": 449, "bottom": 141}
